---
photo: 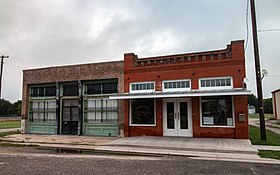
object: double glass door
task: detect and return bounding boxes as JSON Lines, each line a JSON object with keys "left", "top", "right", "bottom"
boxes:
{"left": 163, "top": 98, "right": 192, "bottom": 137}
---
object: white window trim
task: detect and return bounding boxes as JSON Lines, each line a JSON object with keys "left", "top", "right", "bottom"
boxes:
{"left": 130, "top": 81, "right": 155, "bottom": 94}
{"left": 162, "top": 79, "right": 191, "bottom": 92}
{"left": 199, "top": 96, "right": 235, "bottom": 128}
{"left": 199, "top": 77, "right": 233, "bottom": 90}
{"left": 129, "top": 99, "right": 156, "bottom": 126}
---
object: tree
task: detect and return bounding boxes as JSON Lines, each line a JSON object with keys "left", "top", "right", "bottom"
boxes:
{"left": 263, "top": 98, "right": 273, "bottom": 114}
{"left": 248, "top": 94, "right": 273, "bottom": 114}
{"left": 0, "top": 98, "right": 13, "bottom": 116}
{"left": 8, "top": 100, "right": 22, "bottom": 116}
{"left": 0, "top": 99, "right": 22, "bottom": 116}
{"left": 248, "top": 94, "right": 258, "bottom": 113}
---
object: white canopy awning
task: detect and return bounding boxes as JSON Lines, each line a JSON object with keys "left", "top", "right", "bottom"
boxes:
{"left": 109, "top": 89, "right": 251, "bottom": 99}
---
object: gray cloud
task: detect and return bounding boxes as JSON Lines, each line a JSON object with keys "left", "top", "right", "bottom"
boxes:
{"left": 0, "top": 0, "right": 279, "bottom": 101}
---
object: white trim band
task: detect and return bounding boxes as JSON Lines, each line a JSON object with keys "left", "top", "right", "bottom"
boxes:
{"left": 109, "top": 89, "right": 251, "bottom": 99}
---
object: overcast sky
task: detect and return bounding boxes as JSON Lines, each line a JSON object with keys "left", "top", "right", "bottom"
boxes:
{"left": 0, "top": 0, "right": 279, "bottom": 102}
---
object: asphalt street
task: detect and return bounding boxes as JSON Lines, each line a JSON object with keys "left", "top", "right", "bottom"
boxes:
{"left": 0, "top": 147, "right": 280, "bottom": 175}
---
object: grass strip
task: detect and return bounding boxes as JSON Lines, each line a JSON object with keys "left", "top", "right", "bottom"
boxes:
{"left": 258, "top": 150, "right": 280, "bottom": 160}
{"left": 0, "top": 121, "right": 21, "bottom": 129}
{"left": 250, "top": 125, "right": 280, "bottom": 146}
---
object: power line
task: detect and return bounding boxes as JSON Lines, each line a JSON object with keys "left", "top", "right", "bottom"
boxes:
{"left": 258, "top": 29, "right": 280, "bottom": 32}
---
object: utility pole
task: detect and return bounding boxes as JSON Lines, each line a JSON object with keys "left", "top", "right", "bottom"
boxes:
{"left": 0, "top": 55, "right": 9, "bottom": 99}
{"left": 250, "top": 0, "right": 266, "bottom": 140}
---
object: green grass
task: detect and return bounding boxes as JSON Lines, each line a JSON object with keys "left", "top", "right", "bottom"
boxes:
{"left": 0, "top": 121, "right": 20, "bottom": 129}
{"left": 249, "top": 125, "right": 280, "bottom": 146}
{"left": 259, "top": 150, "right": 280, "bottom": 160}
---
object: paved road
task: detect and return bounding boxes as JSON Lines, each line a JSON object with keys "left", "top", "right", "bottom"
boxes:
{"left": 0, "top": 147, "right": 279, "bottom": 175}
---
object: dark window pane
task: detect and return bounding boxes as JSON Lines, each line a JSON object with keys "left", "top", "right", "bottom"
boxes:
{"left": 103, "top": 82, "right": 117, "bottom": 94}
{"left": 206, "top": 80, "right": 210, "bottom": 87}
{"left": 167, "top": 102, "right": 174, "bottom": 129}
{"left": 132, "top": 84, "right": 136, "bottom": 90}
{"left": 221, "top": 79, "right": 226, "bottom": 86}
{"left": 63, "top": 84, "right": 78, "bottom": 96}
{"left": 180, "top": 102, "right": 188, "bottom": 129}
{"left": 38, "top": 87, "right": 44, "bottom": 97}
{"left": 31, "top": 87, "right": 38, "bottom": 97}
{"left": 164, "top": 82, "right": 168, "bottom": 89}
{"left": 201, "top": 80, "right": 205, "bottom": 87}
{"left": 216, "top": 79, "right": 221, "bottom": 86}
{"left": 87, "top": 84, "right": 101, "bottom": 94}
{"left": 186, "top": 81, "right": 190, "bottom": 87}
{"left": 45, "top": 86, "right": 56, "bottom": 96}
{"left": 226, "top": 79, "right": 231, "bottom": 86}
{"left": 131, "top": 99, "right": 154, "bottom": 124}
{"left": 210, "top": 80, "right": 215, "bottom": 87}
{"left": 201, "top": 96, "right": 232, "bottom": 126}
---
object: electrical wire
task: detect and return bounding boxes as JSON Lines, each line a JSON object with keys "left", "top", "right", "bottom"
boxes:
{"left": 258, "top": 29, "right": 280, "bottom": 33}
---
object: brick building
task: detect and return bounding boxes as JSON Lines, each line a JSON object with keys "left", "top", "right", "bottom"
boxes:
{"left": 272, "top": 88, "right": 280, "bottom": 119}
{"left": 22, "top": 40, "right": 250, "bottom": 139}
{"left": 21, "top": 61, "right": 124, "bottom": 136}
{"left": 111, "top": 40, "right": 250, "bottom": 139}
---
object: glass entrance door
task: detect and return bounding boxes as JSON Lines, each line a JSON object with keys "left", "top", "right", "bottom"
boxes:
{"left": 62, "top": 99, "right": 79, "bottom": 135}
{"left": 163, "top": 98, "right": 192, "bottom": 137}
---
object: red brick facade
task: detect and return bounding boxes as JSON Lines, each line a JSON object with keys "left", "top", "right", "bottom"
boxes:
{"left": 123, "top": 40, "right": 249, "bottom": 139}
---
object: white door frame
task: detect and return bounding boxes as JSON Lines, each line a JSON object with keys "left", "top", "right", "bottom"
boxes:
{"left": 163, "top": 98, "right": 192, "bottom": 137}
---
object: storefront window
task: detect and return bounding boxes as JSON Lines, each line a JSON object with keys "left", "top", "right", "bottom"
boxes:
{"left": 30, "top": 100, "right": 56, "bottom": 122}
{"left": 131, "top": 99, "right": 155, "bottom": 125}
{"left": 84, "top": 98, "right": 118, "bottom": 123}
{"left": 201, "top": 96, "right": 233, "bottom": 126}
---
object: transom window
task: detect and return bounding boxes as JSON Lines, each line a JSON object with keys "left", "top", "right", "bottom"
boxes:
{"left": 84, "top": 81, "right": 118, "bottom": 95}
{"left": 163, "top": 80, "right": 190, "bottom": 92}
{"left": 130, "top": 82, "right": 155, "bottom": 93}
{"left": 30, "top": 86, "right": 56, "bottom": 97}
{"left": 63, "top": 84, "right": 78, "bottom": 96}
{"left": 200, "top": 77, "right": 232, "bottom": 90}
{"left": 201, "top": 96, "right": 233, "bottom": 127}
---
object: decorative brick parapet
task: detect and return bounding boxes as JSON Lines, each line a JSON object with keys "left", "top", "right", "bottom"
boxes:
{"left": 124, "top": 40, "right": 244, "bottom": 69}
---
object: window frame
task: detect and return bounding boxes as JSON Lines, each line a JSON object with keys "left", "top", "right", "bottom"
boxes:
{"left": 83, "top": 97, "right": 118, "bottom": 124}
{"left": 29, "top": 99, "right": 57, "bottom": 123}
{"left": 29, "top": 84, "right": 57, "bottom": 99}
{"left": 83, "top": 80, "right": 118, "bottom": 96}
{"left": 129, "top": 98, "right": 156, "bottom": 126}
{"left": 130, "top": 82, "right": 155, "bottom": 94}
{"left": 162, "top": 79, "right": 191, "bottom": 92}
{"left": 199, "top": 96, "right": 235, "bottom": 128}
{"left": 199, "top": 77, "right": 233, "bottom": 90}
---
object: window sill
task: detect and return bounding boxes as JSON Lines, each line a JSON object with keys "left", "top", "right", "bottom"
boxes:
{"left": 200, "top": 125, "right": 235, "bottom": 128}
{"left": 129, "top": 124, "right": 156, "bottom": 127}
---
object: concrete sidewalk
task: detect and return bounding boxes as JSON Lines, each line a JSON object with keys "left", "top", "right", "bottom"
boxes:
{"left": 103, "top": 136, "right": 258, "bottom": 154}
{"left": 1, "top": 134, "right": 280, "bottom": 164}
{"left": 0, "top": 128, "right": 20, "bottom": 133}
